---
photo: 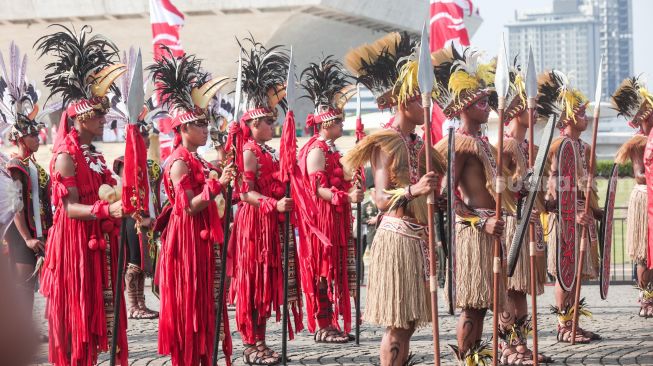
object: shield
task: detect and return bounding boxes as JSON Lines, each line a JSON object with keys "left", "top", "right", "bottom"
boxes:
{"left": 556, "top": 138, "right": 578, "bottom": 292}
{"left": 446, "top": 127, "right": 456, "bottom": 315}
{"left": 507, "top": 115, "right": 557, "bottom": 275}
{"left": 599, "top": 163, "right": 618, "bottom": 299}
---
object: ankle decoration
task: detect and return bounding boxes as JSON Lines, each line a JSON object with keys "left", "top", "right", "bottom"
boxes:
{"left": 498, "top": 315, "right": 531, "bottom": 347}
{"left": 449, "top": 340, "right": 493, "bottom": 366}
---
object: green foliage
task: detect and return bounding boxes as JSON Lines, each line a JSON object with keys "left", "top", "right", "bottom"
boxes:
{"left": 596, "top": 160, "right": 632, "bottom": 178}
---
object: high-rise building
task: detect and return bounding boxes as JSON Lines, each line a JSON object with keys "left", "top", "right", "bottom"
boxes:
{"left": 506, "top": 0, "right": 601, "bottom": 96}
{"left": 589, "top": 0, "right": 633, "bottom": 99}
{"left": 506, "top": 0, "right": 635, "bottom": 100}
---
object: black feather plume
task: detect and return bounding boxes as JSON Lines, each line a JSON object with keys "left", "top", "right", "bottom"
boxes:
{"left": 300, "top": 55, "right": 351, "bottom": 109}
{"left": 34, "top": 24, "right": 119, "bottom": 105}
{"left": 237, "top": 36, "right": 289, "bottom": 113}
{"left": 146, "top": 45, "right": 207, "bottom": 112}
{"left": 611, "top": 76, "right": 645, "bottom": 118}
{"left": 536, "top": 70, "right": 562, "bottom": 118}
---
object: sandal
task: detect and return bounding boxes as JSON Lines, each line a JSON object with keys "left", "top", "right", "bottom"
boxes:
{"left": 577, "top": 326, "right": 601, "bottom": 341}
{"left": 313, "top": 327, "right": 349, "bottom": 344}
{"left": 500, "top": 346, "right": 534, "bottom": 365}
{"left": 242, "top": 341, "right": 281, "bottom": 365}
{"left": 556, "top": 324, "right": 591, "bottom": 344}
{"left": 128, "top": 307, "right": 157, "bottom": 320}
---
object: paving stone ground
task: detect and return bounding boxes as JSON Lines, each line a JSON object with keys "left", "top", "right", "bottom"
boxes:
{"left": 31, "top": 284, "right": 653, "bottom": 365}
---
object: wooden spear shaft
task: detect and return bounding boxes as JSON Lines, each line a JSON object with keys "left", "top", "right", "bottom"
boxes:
{"left": 570, "top": 107, "right": 600, "bottom": 345}
{"left": 493, "top": 100, "right": 506, "bottom": 366}
{"left": 527, "top": 100, "right": 539, "bottom": 366}
{"left": 422, "top": 95, "right": 441, "bottom": 366}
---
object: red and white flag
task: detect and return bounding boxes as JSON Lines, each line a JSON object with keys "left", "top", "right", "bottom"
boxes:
{"left": 429, "top": 0, "right": 479, "bottom": 142}
{"left": 149, "top": 0, "right": 185, "bottom": 161}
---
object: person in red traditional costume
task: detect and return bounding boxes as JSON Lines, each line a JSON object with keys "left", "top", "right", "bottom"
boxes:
{"left": 297, "top": 56, "right": 362, "bottom": 343}
{"left": 0, "top": 42, "right": 52, "bottom": 342}
{"left": 34, "top": 24, "right": 129, "bottom": 365}
{"left": 343, "top": 33, "right": 446, "bottom": 366}
{"left": 489, "top": 63, "right": 554, "bottom": 364}
{"left": 539, "top": 70, "right": 603, "bottom": 343}
{"left": 147, "top": 46, "right": 234, "bottom": 366}
{"left": 611, "top": 77, "right": 653, "bottom": 317}
{"left": 228, "top": 37, "right": 302, "bottom": 366}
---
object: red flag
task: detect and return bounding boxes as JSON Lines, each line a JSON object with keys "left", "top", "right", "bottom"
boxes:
{"left": 150, "top": 0, "right": 185, "bottom": 161}
{"left": 122, "top": 124, "right": 150, "bottom": 216}
{"left": 429, "top": 0, "right": 478, "bottom": 143}
{"left": 279, "top": 111, "right": 297, "bottom": 183}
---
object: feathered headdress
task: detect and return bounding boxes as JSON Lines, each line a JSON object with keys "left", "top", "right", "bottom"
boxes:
{"left": 611, "top": 76, "right": 653, "bottom": 128}
{"left": 301, "top": 55, "right": 354, "bottom": 131}
{"left": 537, "top": 70, "right": 587, "bottom": 129}
{"left": 34, "top": 24, "right": 126, "bottom": 121}
{"left": 147, "top": 45, "right": 229, "bottom": 129}
{"left": 0, "top": 42, "right": 43, "bottom": 141}
{"left": 344, "top": 32, "right": 416, "bottom": 109}
{"left": 238, "top": 36, "right": 289, "bottom": 122}
{"left": 432, "top": 45, "right": 494, "bottom": 118}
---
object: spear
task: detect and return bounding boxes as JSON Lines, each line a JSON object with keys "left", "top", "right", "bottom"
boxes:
{"left": 492, "top": 34, "right": 510, "bottom": 366}
{"left": 570, "top": 57, "right": 603, "bottom": 345}
{"left": 278, "top": 46, "right": 297, "bottom": 366}
{"left": 211, "top": 54, "right": 243, "bottom": 366}
{"left": 354, "top": 83, "right": 364, "bottom": 345}
{"left": 418, "top": 22, "right": 441, "bottom": 366}
{"left": 524, "top": 46, "right": 540, "bottom": 365}
{"left": 111, "top": 49, "right": 146, "bottom": 366}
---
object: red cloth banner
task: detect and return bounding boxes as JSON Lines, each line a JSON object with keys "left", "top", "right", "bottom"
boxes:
{"left": 429, "top": 0, "right": 478, "bottom": 143}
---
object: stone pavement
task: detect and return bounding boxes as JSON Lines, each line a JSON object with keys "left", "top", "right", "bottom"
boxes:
{"left": 31, "top": 284, "right": 653, "bottom": 365}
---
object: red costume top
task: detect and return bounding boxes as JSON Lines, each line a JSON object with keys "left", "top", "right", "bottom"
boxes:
{"left": 298, "top": 136, "right": 353, "bottom": 333}
{"left": 157, "top": 145, "right": 232, "bottom": 365}
{"left": 229, "top": 139, "right": 303, "bottom": 343}
{"left": 40, "top": 128, "right": 128, "bottom": 366}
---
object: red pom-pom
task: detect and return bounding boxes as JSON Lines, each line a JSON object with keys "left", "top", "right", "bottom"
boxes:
{"left": 200, "top": 229, "right": 210, "bottom": 241}
{"left": 333, "top": 167, "right": 343, "bottom": 177}
{"left": 88, "top": 237, "right": 99, "bottom": 251}
{"left": 99, "top": 239, "right": 107, "bottom": 251}
{"left": 329, "top": 177, "right": 342, "bottom": 187}
{"left": 273, "top": 185, "right": 285, "bottom": 197}
{"left": 101, "top": 220, "right": 114, "bottom": 233}
{"left": 278, "top": 213, "right": 286, "bottom": 223}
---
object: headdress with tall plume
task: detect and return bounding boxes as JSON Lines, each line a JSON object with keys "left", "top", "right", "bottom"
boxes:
{"left": 237, "top": 36, "right": 289, "bottom": 122}
{"left": 611, "top": 76, "right": 653, "bottom": 128}
{"left": 0, "top": 42, "right": 43, "bottom": 141}
{"left": 432, "top": 44, "right": 494, "bottom": 118}
{"left": 344, "top": 32, "right": 417, "bottom": 110}
{"left": 537, "top": 70, "right": 588, "bottom": 129}
{"left": 35, "top": 24, "right": 126, "bottom": 122}
{"left": 301, "top": 55, "right": 354, "bottom": 132}
{"left": 147, "top": 45, "right": 229, "bottom": 130}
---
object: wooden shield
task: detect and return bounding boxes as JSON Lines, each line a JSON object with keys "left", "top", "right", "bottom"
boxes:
{"left": 600, "top": 164, "right": 618, "bottom": 300}
{"left": 446, "top": 128, "right": 456, "bottom": 315}
{"left": 556, "top": 138, "right": 578, "bottom": 292}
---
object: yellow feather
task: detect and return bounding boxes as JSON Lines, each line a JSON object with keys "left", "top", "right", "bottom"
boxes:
{"left": 395, "top": 59, "right": 419, "bottom": 106}
{"left": 449, "top": 70, "right": 480, "bottom": 101}
{"left": 476, "top": 62, "right": 495, "bottom": 86}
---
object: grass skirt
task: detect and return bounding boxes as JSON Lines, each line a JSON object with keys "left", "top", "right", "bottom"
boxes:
{"left": 364, "top": 216, "right": 431, "bottom": 329}
{"left": 504, "top": 215, "right": 546, "bottom": 295}
{"left": 447, "top": 223, "right": 505, "bottom": 310}
{"left": 546, "top": 214, "right": 599, "bottom": 280}
{"left": 627, "top": 185, "right": 648, "bottom": 265}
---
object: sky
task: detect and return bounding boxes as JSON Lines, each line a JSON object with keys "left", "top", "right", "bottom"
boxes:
{"left": 468, "top": 0, "right": 653, "bottom": 80}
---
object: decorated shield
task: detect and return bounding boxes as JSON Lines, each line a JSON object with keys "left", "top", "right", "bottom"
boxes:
{"left": 556, "top": 138, "right": 578, "bottom": 292}
{"left": 446, "top": 127, "right": 456, "bottom": 315}
{"left": 599, "top": 163, "right": 618, "bottom": 299}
